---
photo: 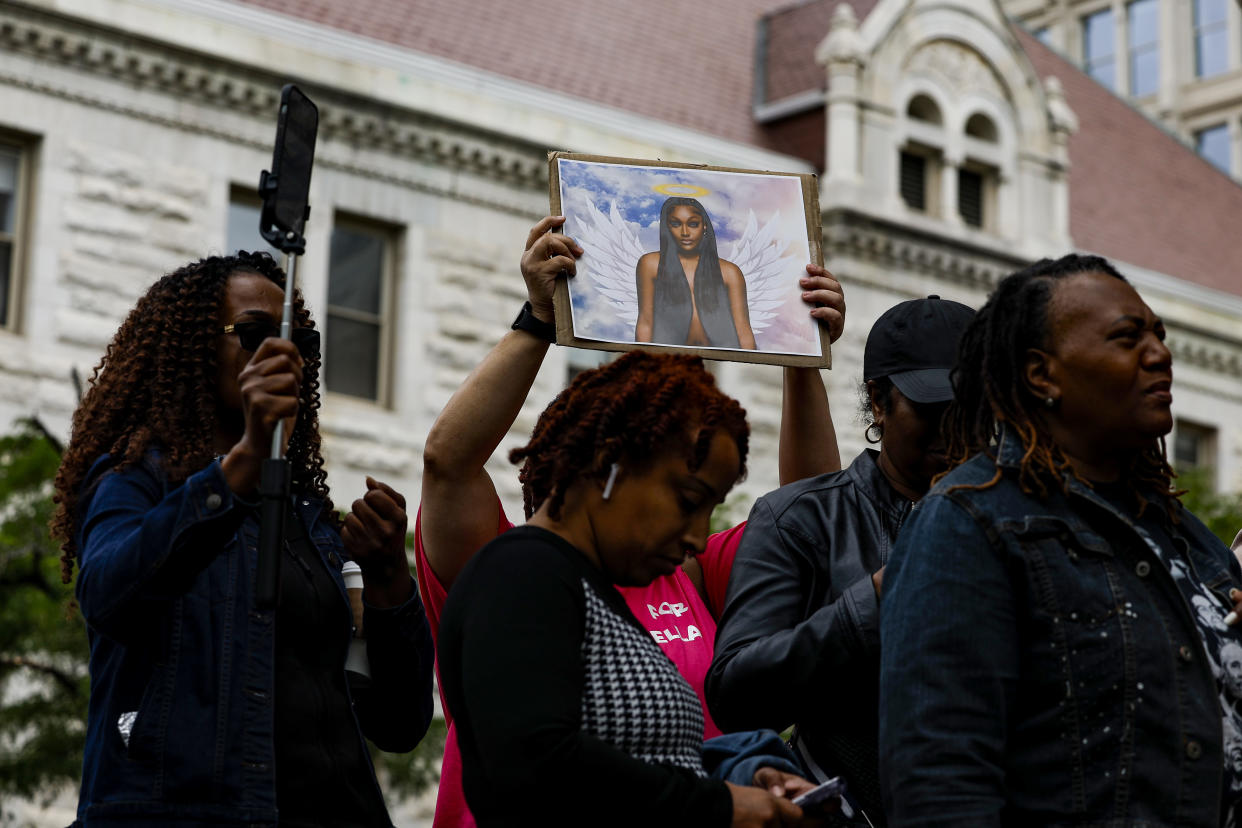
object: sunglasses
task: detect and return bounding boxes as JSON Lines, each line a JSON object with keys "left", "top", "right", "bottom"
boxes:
{"left": 221, "top": 322, "right": 320, "bottom": 359}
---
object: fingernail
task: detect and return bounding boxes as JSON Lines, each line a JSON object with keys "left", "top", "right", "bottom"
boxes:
{"left": 1231, "top": 588, "right": 1240, "bottom": 599}
{"left": 1227, "top": 611, "right": 1239, "bottom": 626}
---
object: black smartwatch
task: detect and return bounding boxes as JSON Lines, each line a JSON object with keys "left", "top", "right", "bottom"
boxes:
{"left": 511, "top": 301, "right": 556, "bottom": 344}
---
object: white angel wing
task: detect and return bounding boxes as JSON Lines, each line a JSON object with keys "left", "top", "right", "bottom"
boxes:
{"left": 572, "top": 199, "right": 648, "bottom": 328}
{"left": 725, "top": 210, "right": 794, "bottom": 334}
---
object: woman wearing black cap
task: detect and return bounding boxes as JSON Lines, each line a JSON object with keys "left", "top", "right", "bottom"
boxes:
{"left": 706, "top": 295, "right": 975, "bottom": 826}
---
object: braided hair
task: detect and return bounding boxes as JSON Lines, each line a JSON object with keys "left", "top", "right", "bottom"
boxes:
{"left": 51, "top": 251, "right": 335, "bottom": 583}
{"left": 510, "top": 351, "right": 749, "bottom": 520}
{"left": 942, "top": 254, "right": 1179, "bottom": 518}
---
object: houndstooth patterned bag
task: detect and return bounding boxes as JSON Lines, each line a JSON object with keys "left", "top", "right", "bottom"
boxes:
{"left": 579, "top": 579, "right": 707, "bottom": 776}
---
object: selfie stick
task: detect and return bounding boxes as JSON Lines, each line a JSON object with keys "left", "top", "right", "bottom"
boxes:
{"left": 254, "top": 84, "right": 319, "bottom": 611}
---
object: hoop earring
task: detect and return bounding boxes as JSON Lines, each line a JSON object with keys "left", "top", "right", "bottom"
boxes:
{"left": 865, "top": 423, "right": 883, "bottom": 444}
{"left": 602, "top": 463, "right": 621, "bottom": 501}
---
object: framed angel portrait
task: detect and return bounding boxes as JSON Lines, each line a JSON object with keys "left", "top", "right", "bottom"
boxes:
{"left": 549, "top": 152, "right": 829, "bottom": 368}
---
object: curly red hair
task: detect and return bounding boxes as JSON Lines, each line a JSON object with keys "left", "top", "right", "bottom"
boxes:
{"left": 510, "top": 351, "right": 749, "bottom": 520}
{"left": 51, "top": 251, "right": 335, "bottom": 583}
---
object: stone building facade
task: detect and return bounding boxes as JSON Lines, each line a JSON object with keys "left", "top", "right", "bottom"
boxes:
{"left": 3, "top": 0, "right": 1241, "bottom": 822}
{"left": 0, "top": 0, "right": 811, "bottom": 527}
{"left": 4, "top": 0, "right": 1239, "bottom": 524}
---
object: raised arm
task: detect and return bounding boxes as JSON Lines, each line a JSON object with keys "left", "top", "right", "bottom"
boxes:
{"left": 779, "top": 264, "right": 846, "bottom": 485}
{"left": 686, "top": 265, "right": 847, "bottom": 614}
{"left": 419, "top": 217, "right": 581, "bottom": 589}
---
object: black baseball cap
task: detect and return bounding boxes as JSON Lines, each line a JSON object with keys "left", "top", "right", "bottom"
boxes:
{"left": 863, "top": 295, "right": 975, "bottom": 404}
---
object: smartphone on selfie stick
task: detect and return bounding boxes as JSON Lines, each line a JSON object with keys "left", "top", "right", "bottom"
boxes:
{"left": 255, "top": 84, "right": 319, "bottom": 611}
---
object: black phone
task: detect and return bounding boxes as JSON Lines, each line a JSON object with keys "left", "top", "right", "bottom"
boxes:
{"left": 259, "top": 84, "right": 318, "bottom": 253}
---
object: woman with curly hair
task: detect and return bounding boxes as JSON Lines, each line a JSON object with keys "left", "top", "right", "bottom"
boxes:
{"left": 879, "top": 254, "right": 1242, "bottom": 826}
{"left": 437, "top": 350, "right": 819, "bottom": 827}
{"left": 53, "top": 251, "right": 434, "bottom": 827}
{"left": 417, "top": 216, "right": 845, "bottom": 828}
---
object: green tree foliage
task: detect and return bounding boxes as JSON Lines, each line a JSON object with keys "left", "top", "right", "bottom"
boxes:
{"left": 709, "top": 493, "right": 750, "bottom": 535}
{"left": 1178, "top": 467, "right": 1242, "bottom": 548}
{"left": 371, "top": 715, "right": 447, "bottom": 806}
{"left": 0, "top": 419, "right": 89, "bottom": 805}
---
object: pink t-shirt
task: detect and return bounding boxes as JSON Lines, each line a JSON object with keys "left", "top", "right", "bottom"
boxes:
{"left": 414, "top": 500, "right": 745, "bottom": 828}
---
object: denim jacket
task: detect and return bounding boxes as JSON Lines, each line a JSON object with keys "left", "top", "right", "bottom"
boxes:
{"left": 73, "top": 454, "right": 435, "bottom": 827}
{"left": 879, "top": 427, "right": 1240, "bottom": 828}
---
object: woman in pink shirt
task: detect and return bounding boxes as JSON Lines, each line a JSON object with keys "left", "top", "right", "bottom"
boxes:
{"left": 416, "top": 216, "right": 846, "bottom": 827}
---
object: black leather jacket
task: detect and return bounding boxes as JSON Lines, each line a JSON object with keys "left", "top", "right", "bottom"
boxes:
{"left": 706, "top": 449, "right": 911, "bottom": 823}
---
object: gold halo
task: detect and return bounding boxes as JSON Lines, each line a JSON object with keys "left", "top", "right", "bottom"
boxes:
{"left": 653, "top": 183, "right": 711, "bottom": 198}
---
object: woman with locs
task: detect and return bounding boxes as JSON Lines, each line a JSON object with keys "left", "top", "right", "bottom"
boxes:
{"left": 706, "top": 294, "right": 975, "bottom": 825}
{"left": 53, "top": 252, "right": 435, "bottom": 827}
{"left": 437, "top": 351, "right": 817, "bottom": 826}
{"left": 880, "top": 255, "right": 1242, "bottom": 826}
{"left": 636, "top": 197, "right": 756, "bottom": 349}
{"left": 417, "top": 215, "right": 846, "bottom": 828}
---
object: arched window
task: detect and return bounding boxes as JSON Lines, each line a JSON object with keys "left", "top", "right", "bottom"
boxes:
{"left": 958, "top": 113, "right": 1002, "bottom": 229}
{"left": 907, "top": 95, "right": 943, "bottom": 125}
{"left": 901, "top": 95, "right": 946, "bottom": 216}
{"left": 964, "top": 113, "right": 998, "bottom": 142}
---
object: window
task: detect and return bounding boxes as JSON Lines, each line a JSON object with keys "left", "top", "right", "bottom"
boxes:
{"left": 0, "top": 142, "right": 28, "bottom": 330}
{"left": 907, "top": 95, "right": 943, "bottom": 125}
{"left": 901, "top": 98, "right": 944, "bottom": 217}
{"left": 1196, "top": 124, "right": 1231, "bottom": 174}
{"left": 1194, "top": 0, "right": 1229, "bottom": 78}
{"left": 965, "top": 113, "right": 998, "bottom": 142}
{"left": 1127, "top": 0, "right": 1159, "bottom": 96}
{"left": 1082, "top": 8, "right": 1117, "bottom": 90}
{"left": 226, "top": 189, "right": 279, "bottom": 256}
{"left": 1174, "top": 420, "right": 1218, "bottom": 488}
{"left": 900, "top": 152, "right": 928, "bottom": 211}
{"left": 324, "top": 218, "right": 397, "bottom": 402}
{"left": 958, "top": 168, "right": 985, "bottom": 227}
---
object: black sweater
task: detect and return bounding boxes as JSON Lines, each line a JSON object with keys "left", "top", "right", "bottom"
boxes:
{"left": 437, "top": 526, "right": 732, "bottom": 827}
